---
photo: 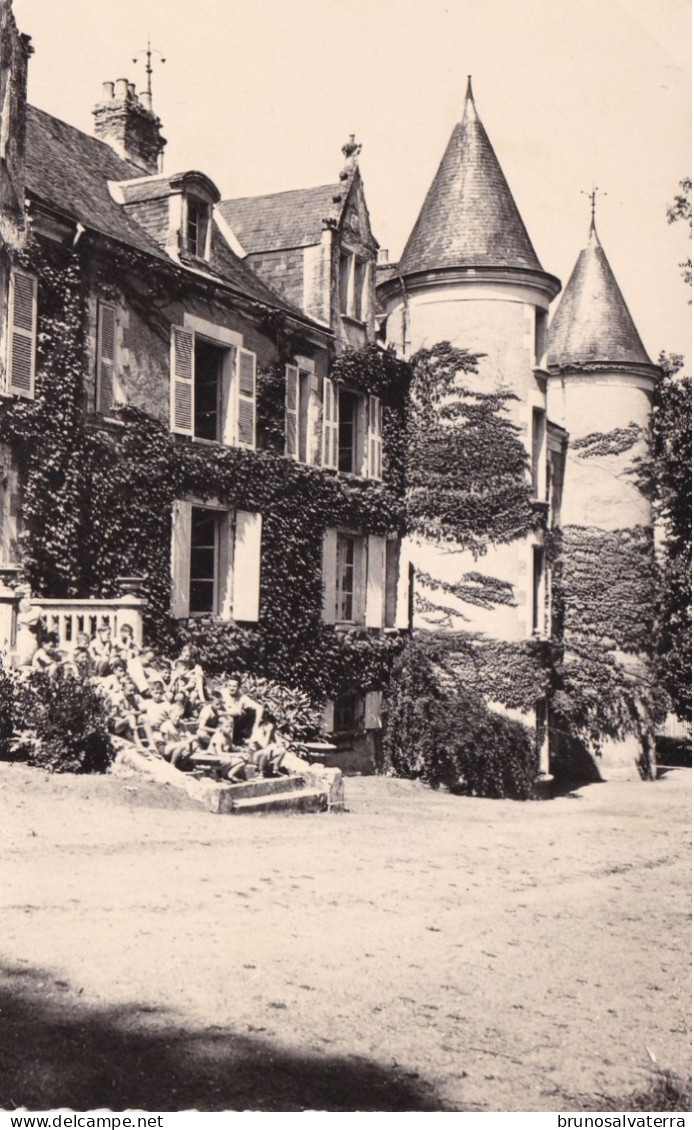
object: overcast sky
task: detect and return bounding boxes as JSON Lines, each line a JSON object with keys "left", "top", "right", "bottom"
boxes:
{"left": 13, "top": 0, "right": 691, "bottom": 364}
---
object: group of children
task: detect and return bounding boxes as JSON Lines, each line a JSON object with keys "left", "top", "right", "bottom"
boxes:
{"left": 26, "top": 621, "right": 293, "bottom": 784}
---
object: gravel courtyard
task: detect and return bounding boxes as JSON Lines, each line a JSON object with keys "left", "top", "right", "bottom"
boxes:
{"left": 0, "top": 763, "right": 690, "bottom": 1112}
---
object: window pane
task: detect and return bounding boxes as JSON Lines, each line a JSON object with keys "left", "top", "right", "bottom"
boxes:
{"left": 195, "top": 340, "right": 223, "bottom": 441}
{"left": 190, "top": 507, "right": 218, "bottom": 615}
{"left": 336, "top": 534, "right": 355, "bottom": 622}
{"left": 338, "top": 390, "right": 357, "bottom": 473}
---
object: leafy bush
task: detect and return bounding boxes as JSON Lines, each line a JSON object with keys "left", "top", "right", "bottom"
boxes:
{"left": 0, "top": 661, "right": 17, "bottom": 759}
{"left": 382, "top": 637, "right": 538, "bottom": 800}
{"left": 238, "top": 674, "right": 322, "bottom": 740}
{"left": 11, "top": 668, "right": 114, "bottom": 773}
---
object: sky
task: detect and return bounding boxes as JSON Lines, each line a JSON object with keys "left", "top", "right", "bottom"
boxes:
{"left": 13, "top": 0, "right": 692, "bottom": 365}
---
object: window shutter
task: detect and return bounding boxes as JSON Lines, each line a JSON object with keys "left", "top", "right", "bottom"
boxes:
{"left": 385, "top": 537, "right": 399, "bottom": 628}
{"left": 321, "top": 528, "right": 337, "bottom": 623}
{"left": 368, "top": 395, "right": 383, "bottom": 480}
{"left": 322, "top": 378, "right": 339, "bottom": 469}
{"left": 232, "top": 510, "right": 262, "bottom": 621}
{"left": 365, "top": 534, "right": 386, "bottom": 628}
{"left": 236, "top": 348, "right": 256, "bottom": 449}
{"left": 322, "top": 699, "right": 335, "bottom": 733}
{"left": 96, "top": 303, "right": 117, "bottom": 416}
{"left": 285, "top": 364, "right": 299, "bottom": 458}
{"left": 8, "top": 270, "right": 37, "bottom": 398}
{"left": 170, "top": 326, "right": 194, "bottom": 435}
{"left": 364, "top": 691, "right": 382, "bottom": 730}
{"left": 171, "top": 500, "right": 192, "bottom": 618}
{"left": 353, "top": 535, "right": 367, "bottom": 626}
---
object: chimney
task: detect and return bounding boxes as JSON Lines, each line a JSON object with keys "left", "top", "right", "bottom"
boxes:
{"left": 93, "top": 77, "right": 166, "bottom": 175}
{"left": 0, "top": 0, "right": 33, "bottom": 248}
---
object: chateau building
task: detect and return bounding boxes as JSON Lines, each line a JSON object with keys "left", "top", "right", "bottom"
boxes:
{"left": 0, "top": 0, "right": 660, "bottom": 779}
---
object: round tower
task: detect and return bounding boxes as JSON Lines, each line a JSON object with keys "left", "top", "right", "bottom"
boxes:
{"left": 377, "top": 80, "right": 560, "bottom": 648}
{"left": 547, "top": 216, "right": 660, "bottom": 779}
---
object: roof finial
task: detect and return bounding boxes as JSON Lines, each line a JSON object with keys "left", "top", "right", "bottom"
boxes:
{"left": 132, "top": 38, "right": 166, "bottom": 112}
{"left": 463, "top": 75, "right": 477, "bottom": 122}
{"left": 340, "top": 133, "right": 362, "bottom": 180}
{"left": 581, "top": 184, "right": 607, "bottom": 232}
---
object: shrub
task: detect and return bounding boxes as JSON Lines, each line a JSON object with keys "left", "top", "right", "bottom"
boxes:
{"left": 11, "top": 668, "right": 114, "bottom": 773}
{"left": 0, "top": 661, "right": 17, "bottom": 759}
{"left": 237, "top": 674, "right": 322, "bottom": 740}
{"left": 382, "top": 637, "right": 538, "bottom": 800}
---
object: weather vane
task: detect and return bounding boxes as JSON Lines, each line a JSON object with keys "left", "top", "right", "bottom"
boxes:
{"left": 581, "top": 185, "right": 607, "bottom": 222}
{"left": 132, "top": 40, "right": 166, "bottom": 107}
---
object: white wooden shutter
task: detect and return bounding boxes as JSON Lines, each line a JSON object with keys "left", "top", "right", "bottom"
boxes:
{"left": 8, "top": 270, "right": 37, "bottom": 398}
{"left": 368, "top": 395, "right": 383, "bottom": 480}
{"left": 171, "top": 500, "right": 192, "bottom": 618}
{"left": 96, "top": 302, "right": 117, "bottom": 416}
{"left": 385, "top": 536, "right": 399, "bottom": 628}
{"left": 365, "top": 534, "right": 386, "bottom": 628}
{"left": 285, "top": 364, "right": 299, "bottom": 458}
{"left": 322, "top": 378, "right": 339, "bottom": 469}
{"left": 353, "top": 535, "right": 367, "bottom": 625}
{"left": 322, "top": 699, "right": 335, "bottom": 733}
{"left": 236, "top": 348, "right": 256, "bottom": 449}
{"left": 321, "top": 528, "right": 337, "bottom": 623}
{"left": 232, "top": 510, "right": 262, "bottom": 621}
{"left": 170, "top": 326, "right": 194, "bottom": 435}
{"left": 364, "top": 690, "right": 382, "bottom": 730}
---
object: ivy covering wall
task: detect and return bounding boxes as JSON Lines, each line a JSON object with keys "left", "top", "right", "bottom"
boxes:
{"left": 0, "top": 235, "right": 409, "bottom": 702}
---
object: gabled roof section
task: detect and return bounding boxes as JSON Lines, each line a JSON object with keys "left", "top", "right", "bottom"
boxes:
{"left": 219, "top": 182, "right": 348, "bottom": 254}
{"left": 548, "top": 220, "right": 652, "bottom": 369}
{"left": 399, "top": 79, "right": 544, "bottom": 276}
{"left": 24, "top": 104, "right": 320, "bottom": 321}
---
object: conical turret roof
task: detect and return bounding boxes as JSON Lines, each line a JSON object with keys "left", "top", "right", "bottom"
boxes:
{"left": 548, "top": 219, "right": 652, "bottom": 369}
{"left": 398, "top": 79, "right": 545, "bottom": 277}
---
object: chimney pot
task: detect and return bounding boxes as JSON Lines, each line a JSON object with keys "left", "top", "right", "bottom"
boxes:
{"left": 378, "top": 248, "right": 389, "bottom": 265}
{"left": 128, "top": 82, "right": 137, "bottom": 100}
{"left": 139, "top": 90, "right": 152, "bottom": 112}
{"left": 101, "top": 81, "right": 114, "bottom": 101}
{"left": 114, "top": 78, "right": 129, "bottom": 100}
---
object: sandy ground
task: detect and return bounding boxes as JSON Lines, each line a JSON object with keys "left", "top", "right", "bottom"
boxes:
{"left": 0, "top": 762, "right": 690, "bottom": 1113}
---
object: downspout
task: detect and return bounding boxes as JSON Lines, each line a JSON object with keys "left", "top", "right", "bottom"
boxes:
{"left": 396, "top": 272, "right": 410, "bottom": 357}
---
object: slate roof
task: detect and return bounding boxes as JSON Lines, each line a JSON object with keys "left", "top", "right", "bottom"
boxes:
{"left": 398, "top": 81, "right": 545, "bottom": 277}
{"left": 219, "top": 183, "right": 348, "bottom": 254}
{"left": 24, "top": 104, "right": 318, "bottom": 319}
{"left": 547, "top": 220, "right": 653, "bottom": 369}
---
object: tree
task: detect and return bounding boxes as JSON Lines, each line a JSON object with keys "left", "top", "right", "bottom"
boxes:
{"left": 667, "top": 177, "right": 692, "bottom": 289}
{"left": 652, "top": 352, "right": 692, "bottom": 721}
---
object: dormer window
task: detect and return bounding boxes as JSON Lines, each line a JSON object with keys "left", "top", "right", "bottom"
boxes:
{"left": 185, "top": 196, "right": 210, "bottom": 259}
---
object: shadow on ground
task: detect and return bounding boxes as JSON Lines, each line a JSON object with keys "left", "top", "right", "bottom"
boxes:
{"left": 0, "top": 962, "right": 453, "bottom": 1112}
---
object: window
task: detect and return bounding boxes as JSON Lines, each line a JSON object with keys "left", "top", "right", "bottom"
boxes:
{"left": 334, "top": 691, "right": 361, "bottom": 733}
{"left": 171, "top": 501, "right": 262, "bottom": 621}
{"left": 338, "top": 389, "right": 360, "bottom": 472}
{"left": 336, "top": 533, "right": 356, "bottom": 622}
{"left": 321, "top": 379, "right": 381, "bottom": 478}
{"left": 170, "top": 325, "right": 256, "bottom": 448}
{"left": 6, "top": 268, "right": 37, "bottom": 399}
{"left": 534, "top": 309, "right": 548, "bottom": 365}
{"left": 323, "top": 528, "right": 391, "bottom": 627}
{"left": 285, "top": 363, "right": 320, "bottom": 463}
{"left": 531, "top": 407, "right": 545, "bottom": 497}
{"left": 185, "top": 197, "right": 210, "bottom": 259}
{"left": 96, "top": 302, "right": 118, "bottom": 416}
{"left": 338, "top": 249, "right": 369, "bottom": 322}
{"left": 532, "top": 545, "right": 545, "bottom": 635}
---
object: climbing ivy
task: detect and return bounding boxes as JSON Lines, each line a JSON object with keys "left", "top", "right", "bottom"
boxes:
{"left": 0, "top": 235, "right": 408, "bottom": 704}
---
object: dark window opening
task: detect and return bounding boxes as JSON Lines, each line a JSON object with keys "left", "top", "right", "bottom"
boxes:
{"left": 532, "top": 545, "right": 544, "bottom": 634}
{"left": 531, "top": 407, "right": 545, "bottom": 496}
{"left": 194, "top": 339, "right": 224, "bottom": 441}
{"left": 338, "top": 389, "right": 358, "bottom": 473}
{"left": 334, "top": 691, "right": 361, "bottom": 733}
{"left": 190, "top": 507, "right": 218, "bottom": 615}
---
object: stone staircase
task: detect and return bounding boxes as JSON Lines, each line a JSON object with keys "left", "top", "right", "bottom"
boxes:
{"left": 112, "top": 744, "right": 344, "bottom": 815}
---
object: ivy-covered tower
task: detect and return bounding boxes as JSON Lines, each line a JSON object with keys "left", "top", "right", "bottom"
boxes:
{"left": 547, "top": 216, "right": 660, "bottom": 778}
{"left": 377, "top": 80, "right": 560, "bottom": 643}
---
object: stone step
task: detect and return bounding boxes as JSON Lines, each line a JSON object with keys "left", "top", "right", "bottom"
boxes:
{"left": 226, "top": 774, "right": 308, "bottom": 800}
{"left": 230, "top": 786, "right": 327, "bottom": 814}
